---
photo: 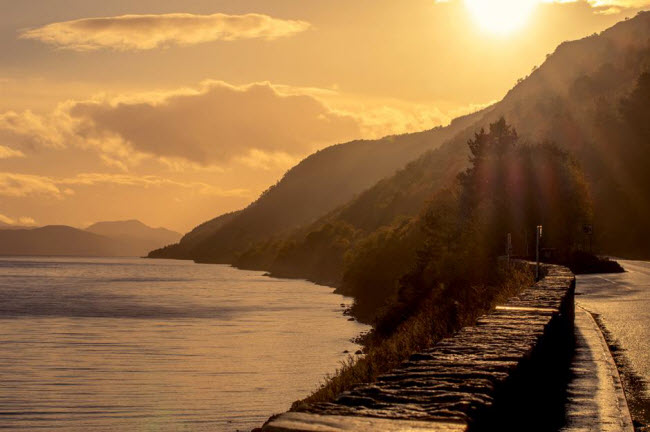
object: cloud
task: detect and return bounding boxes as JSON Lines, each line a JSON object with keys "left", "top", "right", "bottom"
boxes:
{"left": 0, "top": 173, "right": 64, "bottom": 198}
{"left": 581, "top": 0, "right": 650, "bottom": 13}
{"left": 0, "top": 214, "right": 37, "bottom": 226}
{"left": 436, "top": 0, "right": 650, "bottom": 13}
{"left": 0, "top": 80, "right": 458, "bottom": 169}
{"left": 0, "top": 171, "right": 250, "bottom": 199}
{"left": 59, "top": 173, "right": 250, "bottom": 197}
{"left": 559, "top": 0, "right": 650, "bottom": 13}
{"left": 0, "top": 145, "right": 25, "bottom": 159}
{"left": 235, "top": 149, "right": 301, "bottom": 171}
{"left": 0, "top": 109, "right": 71, "bottom": 151}
{"left": 18, "top": 216, "right": 37, "bottom": 225}
{"left": 19, "top": 13, "right": 310, "bottom": 51}
{"left": 582, "top": 0, "right": 650, "bottom": 7}
{"left": 68, "top": 81, "right": 363, "bottom": 165}
{"left": 553, "top": 0, "right": 650, "bottom": 13}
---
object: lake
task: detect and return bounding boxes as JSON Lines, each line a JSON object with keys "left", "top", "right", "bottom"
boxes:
{"left": 0, "top": 256, "right": 368, "bottom": 431}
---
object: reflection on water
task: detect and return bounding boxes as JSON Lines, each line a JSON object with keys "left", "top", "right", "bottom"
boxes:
{"left": 0, "top": 257, "right": 368, "bottom": 431}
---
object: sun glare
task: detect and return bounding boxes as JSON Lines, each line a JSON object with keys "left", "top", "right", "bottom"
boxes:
{"left": 464, "top": 0, "right": 539, "bottom": 36}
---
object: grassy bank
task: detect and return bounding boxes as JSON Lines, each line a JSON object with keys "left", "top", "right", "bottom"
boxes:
{"left": 291, "top": 262, "right": 533, "bottom": 408}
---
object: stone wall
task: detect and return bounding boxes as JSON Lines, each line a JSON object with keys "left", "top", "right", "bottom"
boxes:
{"left": 263, "top": 264, "right": 575, "bottom": 432}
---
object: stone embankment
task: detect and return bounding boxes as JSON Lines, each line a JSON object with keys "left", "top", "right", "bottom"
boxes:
{"left": 263, "top": 264, "right": 575, "bottom": 431}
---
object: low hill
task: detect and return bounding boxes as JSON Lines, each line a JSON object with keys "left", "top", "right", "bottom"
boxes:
{"left": 87, "top": 219, "right": 181, "bottom": 256}
{"left": 0, "top": 226, "right": 121, "bottom": 257}
{"left": 0, "top": 220, "right": 182, "bottom": 257}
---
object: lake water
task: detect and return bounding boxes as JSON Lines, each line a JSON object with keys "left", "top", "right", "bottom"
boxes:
{"left": 0, "top": 257, "right": 368, "bottom": 431}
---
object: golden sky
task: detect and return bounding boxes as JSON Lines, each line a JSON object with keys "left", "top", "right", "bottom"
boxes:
{"left": 0, "top": 0, "right": 645, "bottom": 231}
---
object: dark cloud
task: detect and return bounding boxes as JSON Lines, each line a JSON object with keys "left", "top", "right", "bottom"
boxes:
{"left": 69, "top": 81, "right": 362, "bottom": 164}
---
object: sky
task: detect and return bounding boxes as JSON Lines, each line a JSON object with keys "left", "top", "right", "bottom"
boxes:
{"left": 0, "top": 0, "right": 646, "bottom": 232}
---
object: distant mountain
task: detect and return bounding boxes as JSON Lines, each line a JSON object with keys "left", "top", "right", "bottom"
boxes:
{"left": 0, "top": 225, "right": 121, "bottom": 257}
{"left": 0, "top": 220, "right": 181, "bottom": 257}
{"left": 149, "top": 107, "right": 489, "bottom": 262}
{"left": 86, "top": 219, "right": 181, "bottom": 256}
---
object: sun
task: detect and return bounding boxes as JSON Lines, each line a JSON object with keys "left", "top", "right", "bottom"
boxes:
{"left": 464, "top": 0, "right": 539, "bottom": 36}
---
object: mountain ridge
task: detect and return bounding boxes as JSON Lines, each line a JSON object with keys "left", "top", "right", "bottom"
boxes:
{"left": 154, "top": 11, "right": 650, "bottom": 276}
{"left": 0, "top": 220, "right": 181, "bottom": 257}
{"left": 223, "top": 11, "right": 650, "bottom": 284}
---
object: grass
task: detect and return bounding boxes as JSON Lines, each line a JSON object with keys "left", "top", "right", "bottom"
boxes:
{"left": 291, "top": 262, "right": 534, "bottom": 409}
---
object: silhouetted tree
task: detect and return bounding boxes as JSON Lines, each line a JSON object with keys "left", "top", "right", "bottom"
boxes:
{"left": 376, "top": 118, "right": 592, "bottom": 331}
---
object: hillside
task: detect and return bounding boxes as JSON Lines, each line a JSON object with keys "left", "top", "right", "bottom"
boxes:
{"left": 158, "top": 12, "right": 650, "bottom": 300}
{"left": 148, "top": 211, "right": 241, "bottom": 259}
{"left": 231, "top": 12, "right": 650, "bottom": 290}
{"left": 148, "top": 109, "right": 488, "bottom": 262}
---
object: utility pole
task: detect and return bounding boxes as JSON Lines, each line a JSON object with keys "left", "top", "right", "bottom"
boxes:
{"left": 536, "top": 225, "right": 543, "bottom": 280}
{"left": 506, "top": 233, "right": 512, "bottom": 263}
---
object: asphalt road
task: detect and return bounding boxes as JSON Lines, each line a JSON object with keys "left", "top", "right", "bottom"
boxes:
{"left": 576, "top": 260, "right": 650, "bottom": 429}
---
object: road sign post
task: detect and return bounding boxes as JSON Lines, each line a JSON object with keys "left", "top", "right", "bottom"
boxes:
{"left": 536, "top": 225, "right": 543, "bottom": 280}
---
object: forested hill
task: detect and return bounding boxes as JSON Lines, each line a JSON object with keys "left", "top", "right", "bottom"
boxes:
{"left": 158, "top": 11, "right": 650, "bottom": 294}
{"left": 148, "top": 211, "right": 241, "bottom": 259}
{"left": 148, "top": 107, "right": 488, "bottom": 261}
{"left": 230, "top": 11, "right": 650, "bottom": 291}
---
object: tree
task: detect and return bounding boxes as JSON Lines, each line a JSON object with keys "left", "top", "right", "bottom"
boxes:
{"left": 388, "top": 118, "right": 592, "bottom": 329}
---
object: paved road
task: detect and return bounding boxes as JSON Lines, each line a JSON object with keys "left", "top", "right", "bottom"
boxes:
{"left": 576, "top": 260, "right": 650, "bottom": 394}
{"left": 576, "top": 260, "right": 650, "bottom": 429}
